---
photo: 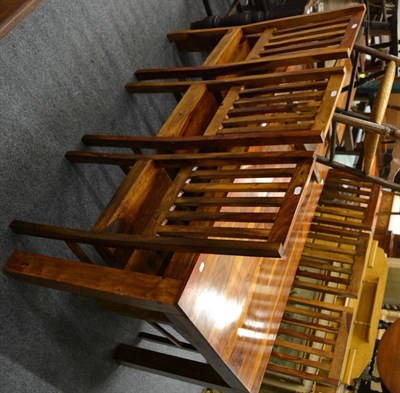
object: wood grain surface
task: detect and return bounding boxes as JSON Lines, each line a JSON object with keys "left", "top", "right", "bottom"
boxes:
{"left": 0, "top": 0, "right": 43, "bottom": 39}
{"left": 377, "top": 319, "right": 400, "bottom": 393}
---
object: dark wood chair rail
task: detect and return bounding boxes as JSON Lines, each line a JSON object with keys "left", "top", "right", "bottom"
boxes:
{"left": 0, "top": 0, "right": 44, "bottom": 40}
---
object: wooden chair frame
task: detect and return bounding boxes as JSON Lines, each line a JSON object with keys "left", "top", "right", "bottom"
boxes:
{"left": 265, "top": 168, "right": 381, "bottom": 387}
{"left": 11, "top": 149, "right": 316, "bottom": 259}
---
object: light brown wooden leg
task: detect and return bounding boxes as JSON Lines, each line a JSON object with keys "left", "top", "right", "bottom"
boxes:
{"left": 3, "top": 250, "right": 182, "bottom": 313}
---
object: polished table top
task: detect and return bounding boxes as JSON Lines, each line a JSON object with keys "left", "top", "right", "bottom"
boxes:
{"left": 175, "top": 175, "right": 321, "bottom": 392}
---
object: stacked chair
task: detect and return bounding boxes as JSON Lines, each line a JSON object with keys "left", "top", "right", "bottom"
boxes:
{"left": 263, "top": 169, "right": 381, "bottom": 390}
{"left": 4, "top": 4, "right": 395, "bottom": 393}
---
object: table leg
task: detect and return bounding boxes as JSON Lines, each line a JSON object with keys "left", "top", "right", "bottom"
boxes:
{"left": 114, "top": 344, "right": 239, "bottom": 392}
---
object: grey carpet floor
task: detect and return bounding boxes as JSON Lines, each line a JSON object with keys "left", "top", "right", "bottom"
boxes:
{"left": 0, "top": 1, "right": 229, "bottom": 392}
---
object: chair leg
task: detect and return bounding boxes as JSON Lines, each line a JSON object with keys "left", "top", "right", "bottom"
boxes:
{"left": 65, "top": 151, "right": 137, "bottom": 166}
{"left": 202, "top": 0, "right": 212, "bottom": 16}
{"left": 3, "top": 250, "right": 182, "bottom": 312}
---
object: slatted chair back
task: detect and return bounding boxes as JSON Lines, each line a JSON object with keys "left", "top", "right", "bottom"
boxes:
{"left": 126, "top": 66, "right": 346, "bottom": 142}
{"left": 214, "top": 67, "right": 345, "bottom": 140}
{"left": 256, "top": 8, "right": 363, "bottom": 60}
{"left": 129, "top": 6, "right": 364, "bottom": 103}
{"left": 167, "top": 5, "right": 365, "bottom": 58}
{"left": 266, "top": 288, "right": 355, "bottom": 387}
{"left": 312, "top": 168, "right": 381, "bottom": 234}
{"left": 264, "top": 168, "right": 381, "bottom": 387}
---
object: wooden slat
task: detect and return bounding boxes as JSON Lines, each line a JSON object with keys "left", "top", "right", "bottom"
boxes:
{"left": 309, "top": 224, "right": 361, "bottom": 239}
{"left": 312, "top": 73, "right": 345, "bottom": 135}
{"left": 67, "top": 150, "right": 314, "bottom": 167}
{"left": 234, "top": 91, "right": 324, "bottom": 107}
{"left": 316, "top": 199, "right": 367, "bottom": 212}
{"left": 287, "top": 295, "right": 353, "bottom": 313}
{"left": 228, "top": 102, "right": 320, "bottom": 117}
{"left": 306, "top": 230, "right": 361, "bottom": 244}
{"left": 271, "top": 15, "right": 350, "bottom": 36}
{"left": 134, "top": 48, "right": 347, "bottom": 81}
{"left": 166, "top": 211, "right": 276, "bottom": 223}
{"left": 301, "top": 248, "right": 355, "bottom": 264}
{"left": 319, "top": 190, "right": 369, "bottom": 205}
{"left": 158, "top": 225, "right": 270, "bottom": 240}
{"left": 326, "top": 172, "right": 372, "bottom": 187}
{"left": 292, "top": 280, "right": 356, "bottom": 298}
{"left": 268, "top": 159, "right": 314, "bottom": 244}
{"left": 173, "top": 196, "right": 282, "bottom": 207}
{"left": 238, "top": 80, "right": 328, "bottom": 98}
{"left": 347, "top": 235, "right": 369, "bottom": 296}
{"left": 285, "top": 305, "right": 342, "bottom": 323}
{"left": 222, "top": 112, "right": 316, "bottom": 127}
{"left": 303, "top": 241, "right": 357, "bottom": 255}
{"left": 316, "top": 205, "right": 365, "bottom": 219}
{"left": 277, "top": 327, "right": 336, "bottom": 346}
{"left": 183, "top": 182, "right": 289, "bottom": 194}
{"left": 216, "top": 123, "right": 313, "bottom": 135}
{"left": 328, "top": 312, "right": 353, "bottom": 381}
{"left": 266, "top": 364, "right": 339, "bottom": 386}
{"left": 363, "top": 182, "right": 381, "bottom": 229}
{"left": 274, "top": 339, "right": 334, "bottom": 359}
{"left": 220, "top": 129, "right": 323, "bottom": 144}
{"left": 299, "top": 258, "right": 352, "bottom": 275}
{"left": 264, "top": 30, "right": 347, "bottom": 49}
{"left": 10, "top": 220, "right": 284, "bottom": 258}
{"left": 296, "top": 269, "right": 350, "bottom": 285}
{"left": 313, "top": 216, "right": 370, "bottom": 231}
{"left": 322, "top": 184, "right": 372, "bottom": 197}
{"left": 269, "top": 22, "right": 348, "bottom": 42}
{"left": 338, "top": 7, "right": 364, "bottom": 50}
{"left": 82, "top": 130, "right": 324, "bottom": 150}
{"left": 281, "top": 315, "right": 340, "bottom": 335}
{"left": 190, "top": 167, "right": 295, "bottom": 180}
{"left": 270, "top": 351, "right": 331, "bottom": 371}
{"left": 125, "top": 66, "right": 345, "bottom": 94}
{"left": 261, "top": 38, "right": 341, "bottom": 57}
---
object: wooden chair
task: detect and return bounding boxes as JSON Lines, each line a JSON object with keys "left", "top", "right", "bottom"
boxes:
{"left": 263, "top": 168, "right": 381, "bottom": 387}
{"left": 10, "top": 148, "right": 315, "bottom": 260}
{"left": 3, "top": 142, "right": 323, "bottom": 393}
{"left": 266, "top": 292, "right": 356, "bottom": 386}
{"left": 124, "top": 66, "right": 346, "bottom": 156}
{"left": 129, "top": 5, "right": 365, "bottom": 89}
{"left": 167, "top": 4, "right": 365, "bottom": 56}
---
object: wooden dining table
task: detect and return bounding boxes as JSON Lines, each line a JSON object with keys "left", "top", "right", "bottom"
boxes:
{"left": 3, "top": 5, "right": 367, "bottom": 393}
